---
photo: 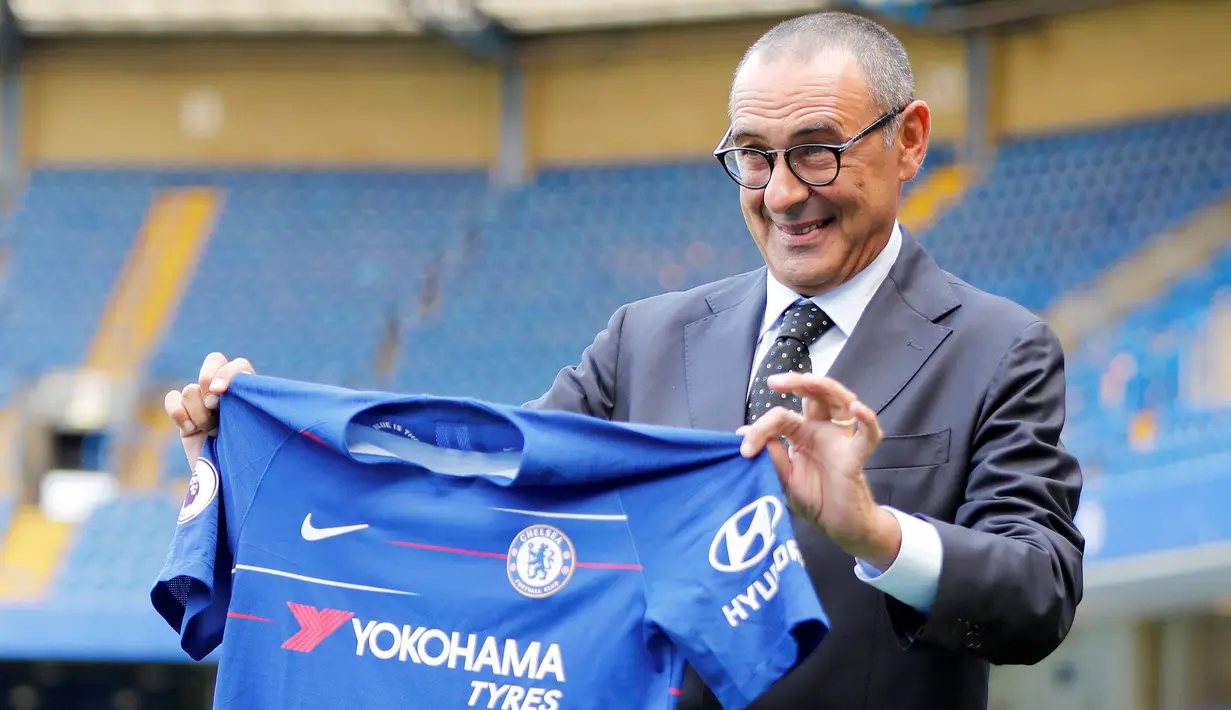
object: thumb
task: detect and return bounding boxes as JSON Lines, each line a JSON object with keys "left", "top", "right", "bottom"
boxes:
{"left": 850, "top": 400, "right": 883, "bottom": 461}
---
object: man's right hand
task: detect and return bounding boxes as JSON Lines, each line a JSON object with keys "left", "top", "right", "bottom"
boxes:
{"left": 164, "top": 352, "right": 256, "bottom": 468}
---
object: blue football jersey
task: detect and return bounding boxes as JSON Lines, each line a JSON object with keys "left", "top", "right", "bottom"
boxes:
{"left": 151, "top": 374, "right": 828, "bottom": 710}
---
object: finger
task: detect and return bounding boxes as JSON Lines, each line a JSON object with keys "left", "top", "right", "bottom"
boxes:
{"left": 802, "top": 389, "right": 826, "bottom": 421}
{"left": 767, "top": 373, "right": 857, "bottom": 419}
{"left": 198, "top": 352, "right": 229, "bottom": 390}
{"left": 851, "top": 400, "right": 884, "bottom": 459}
{"left": 164, "top": 390, "right": 196, "bottom": 435}
{"left": 209, "top": 357, "right": 254, "bottom": 396}
{"left": 740, "top": 406, "right": 806, "bottom": 457}
{"left": 179, "top": 429, "right": 206, "bottom": 471}
{"left": 198, "top": 352, "right": 229, "bottom": 407}
{"left": 168, "top": 389, "right": 207, "bottom": 469}
{"left": 180, "top": 384, "right": 214, "bottom": 434}
{"left": 765, "top": 437, "right": 791, "bottom": 482}
{"left": 775, "top": 440, "right": 812, "bottom": 516}
{"left": 768, "top": 372, "right": 858, "bottom": 402}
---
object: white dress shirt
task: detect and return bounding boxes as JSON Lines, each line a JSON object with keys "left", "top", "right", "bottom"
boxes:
{"left": 748, "top": 221, "right": 943, "bottom": 613}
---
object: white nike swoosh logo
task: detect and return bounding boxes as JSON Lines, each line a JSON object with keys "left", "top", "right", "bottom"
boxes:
{"left": 301, "top": 513, "right": 370, "bottom": 541}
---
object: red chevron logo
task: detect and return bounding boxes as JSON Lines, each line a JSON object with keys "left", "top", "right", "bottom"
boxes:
{"left": 281, "top": 602, "right": 355, "bottom": 653}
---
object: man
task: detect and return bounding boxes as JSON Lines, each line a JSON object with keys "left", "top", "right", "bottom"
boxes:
{"left": 165, "top": 12, "right": 1083, "bottom": 710}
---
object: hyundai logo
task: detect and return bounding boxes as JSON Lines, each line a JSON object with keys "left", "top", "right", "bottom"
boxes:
{"left": 709, "top": 496, "right": 784, "bottom": 573}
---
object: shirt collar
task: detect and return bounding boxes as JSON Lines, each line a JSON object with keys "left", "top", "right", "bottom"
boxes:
{"left": 759, "top": 221, "right": 903, "bottom": 342}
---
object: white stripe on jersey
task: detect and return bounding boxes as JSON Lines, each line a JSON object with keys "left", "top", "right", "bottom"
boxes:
{"left": 233, "top": 564, "right": 418, "bottom": 596}
{"left": 492, "top": 507, "right": 628, "bottom": 522}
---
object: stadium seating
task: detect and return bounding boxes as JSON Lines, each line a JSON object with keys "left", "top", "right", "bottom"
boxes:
{"left": 4, "top": 152, "right": 964, "bottom": 411}
{"left": 19, "top": 107, "right": 1231, "bottom": 410}
{"left": 395, "top": 161, "right": 764, "bottom": 404}
{"left": 1062, "top": 242, "right": 1231, "bottom": 478}
{"left": 920, "top": 105, "right": 1231, "bottom": 312}
{"left": 0, "top": 170, "right": 153, "bottom": 384}
{"left": 1, "top": 105, "right": 1227, "bottom": 476}
{"left": 395, "top": 148, "right": 955, "bottom": 405}
{"left": 44, "top": 495, "right": 180, "bottom": 611}
{"left": 150, "top": 168, "right": 490, "bottom": 389}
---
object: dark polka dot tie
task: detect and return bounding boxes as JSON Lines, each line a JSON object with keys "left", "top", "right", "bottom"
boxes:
{"left": 746, "top": 299, "right": 834, "bottom": 425}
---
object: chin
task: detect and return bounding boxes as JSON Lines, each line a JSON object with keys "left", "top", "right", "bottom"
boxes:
{"left": 772, "top": 257, "right": 839, "bottom": 294}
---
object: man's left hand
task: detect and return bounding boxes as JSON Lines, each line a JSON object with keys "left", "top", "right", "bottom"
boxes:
{"left": 738, "top": 372, "right": 901, "bottom": 569}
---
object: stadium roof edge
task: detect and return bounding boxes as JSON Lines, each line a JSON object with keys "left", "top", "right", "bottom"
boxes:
{"left": 5, "top": 0, "right": 1150, "bottom": 38}
{"left": 7, "top": 0, "right": 832, "bottom": 37}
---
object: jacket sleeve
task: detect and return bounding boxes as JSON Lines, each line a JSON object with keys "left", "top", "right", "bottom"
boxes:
{"left": 522, "top": 304, "right": 626, "bottom": 419}
{"left": 886, "top": 319, "right": 1085, "bottom": 665}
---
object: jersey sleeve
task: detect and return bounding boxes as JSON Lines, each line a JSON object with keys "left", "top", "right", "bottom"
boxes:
{"left": 149, "top": 440, "right": 233, "bottom": 661}
{"left": 149, "top": 395, "right": 286, "bottom": 661}
{"left": 621, "top": 450, "right": 829, "bottom": 709}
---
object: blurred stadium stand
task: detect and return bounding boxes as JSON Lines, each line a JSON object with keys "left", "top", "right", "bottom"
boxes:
{"left": 1063, "top": 242, "right": 1231, "bottom": 479}
{"left": 149, "top": 168, "right": 490, "bottom": 387}
{"left": 920, "top": 105, "right": 1231, "bottom": 313}
{"left": 45, "top": 495, "right": 180, "bottom": 613}
{"left": 0, "top": 0, "right": 1227, "bottom": 708}
{"left": 0, "top": 171, "right": 151, "bottom": 384}
{"left": 395, "top": 146, "right": 955, "bottom": 404}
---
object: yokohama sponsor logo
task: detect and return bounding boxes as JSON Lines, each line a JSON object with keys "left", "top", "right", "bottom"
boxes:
{"left": 282, "top": 602, "right": 355, "bottom": 653}
{"left": 352, "top": 619, "right": 566, "bottom": 683}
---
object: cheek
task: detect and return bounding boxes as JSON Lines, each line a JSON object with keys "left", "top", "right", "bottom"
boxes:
{"left": 739, "top": 190, "right": 766, "bottom": 224}
{"left": 844, "top": 158, "right": 897, "bottom": 208}
{"left": 831, "top": 169, "right": 879, "bottom": 218}
{"left": 839, "top": 163, "right": 868, "bottom": 201}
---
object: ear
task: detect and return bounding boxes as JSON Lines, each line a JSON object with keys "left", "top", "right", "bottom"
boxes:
{"left": 897, "top": 100, "right": 931, "bottom": 183}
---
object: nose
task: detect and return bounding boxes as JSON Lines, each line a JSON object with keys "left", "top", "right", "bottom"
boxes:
{"left": 760, "top": 157, "right": 812, "bottom": 216}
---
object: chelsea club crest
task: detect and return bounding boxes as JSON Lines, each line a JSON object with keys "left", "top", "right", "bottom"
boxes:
{"left": 507, "top": 524, "right": 575, "bottom": 599}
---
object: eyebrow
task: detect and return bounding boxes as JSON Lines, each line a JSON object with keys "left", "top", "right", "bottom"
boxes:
{"left": 729, "top": 118, "right": 846, "bottom": 145}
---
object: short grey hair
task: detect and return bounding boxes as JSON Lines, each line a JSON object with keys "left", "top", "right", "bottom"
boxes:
{"left": 731, "top": 12, "right": 915, "bottom": 148}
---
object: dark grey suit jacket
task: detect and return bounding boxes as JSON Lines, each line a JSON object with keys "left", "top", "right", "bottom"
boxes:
{"left": 525, "top": 230, "right": 1084, "bottom": 710}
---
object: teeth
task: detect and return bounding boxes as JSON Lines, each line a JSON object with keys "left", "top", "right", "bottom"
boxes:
{"left": 783, "top": 224, "right": 820, "bottom": 235}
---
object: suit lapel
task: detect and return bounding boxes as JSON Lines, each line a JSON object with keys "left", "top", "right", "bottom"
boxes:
{"left": 826, "top": 231, "right": 961, "bottom": 415}
{"left": 681, "top": 232, "right": 960, "bottom": 429}
{"left": 683, "top": 269, "right": 767, "bottom": 432}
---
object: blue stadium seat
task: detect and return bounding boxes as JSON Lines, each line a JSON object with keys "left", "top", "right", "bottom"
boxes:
{"left": 920, "top": 104, "right": 1231, "bottom": 313}
{"left": 1062, "top": 238, "right": 1231, "bottom": 477}
{"left": 151, "top": 168, "right": 490, "bottom": 389}
{"left": 45, "top": 496, "right": 181, "bottom": 611}
{"left": 0, "top": 169, "right": 154, "bottom": 379}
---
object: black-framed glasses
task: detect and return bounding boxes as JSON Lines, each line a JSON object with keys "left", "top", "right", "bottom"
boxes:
{"left": 713, "top": 106, "right": 906, "bottom": 189}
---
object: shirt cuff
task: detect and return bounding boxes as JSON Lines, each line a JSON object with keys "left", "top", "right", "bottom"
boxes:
{"left": 852, "top": 506, "right": 942, "bottom": 613}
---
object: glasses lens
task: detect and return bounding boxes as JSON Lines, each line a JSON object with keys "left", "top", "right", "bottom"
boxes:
{"left": 723, "top": 150, "right": 771, "bottom": 188}
{"left": 789, "top": 146, "right": 839, "bottom": 185}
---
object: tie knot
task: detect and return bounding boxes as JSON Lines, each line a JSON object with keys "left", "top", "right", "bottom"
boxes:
{"left": 775, "top": 299, "right": 831, "bottom": 344}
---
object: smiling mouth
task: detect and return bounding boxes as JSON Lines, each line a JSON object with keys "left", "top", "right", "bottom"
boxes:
{"left": 777, "top": 216, "right": 836, "bottom": 238}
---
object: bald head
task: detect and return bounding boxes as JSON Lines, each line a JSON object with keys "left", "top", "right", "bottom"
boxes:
{"left": 731, "top": 12, "right": 915, "bottom": 147}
